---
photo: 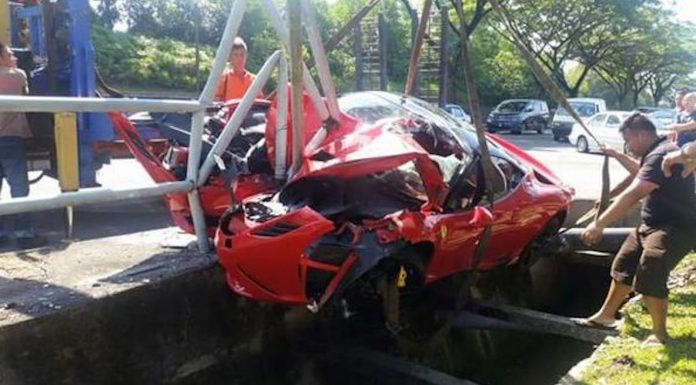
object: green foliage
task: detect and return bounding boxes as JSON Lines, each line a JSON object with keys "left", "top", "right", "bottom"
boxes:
{"left": 590, "top": 5, "right": 696, "bottom": 108}
{"left": 91, "top": 0, "right": 696, "bottom": 109}
{"left": 580, "top": 253, "right": 696, "bottom": 385}
{"left": 470, "top": 28, "right": 539, "bottom": 107}
{"left": 92, "top": 23, "right": 214, "bottom": 90}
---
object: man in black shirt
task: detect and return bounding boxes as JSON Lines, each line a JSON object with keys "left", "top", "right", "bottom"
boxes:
{"left": 578, "top": 112, "right": 696, "bottom": 346}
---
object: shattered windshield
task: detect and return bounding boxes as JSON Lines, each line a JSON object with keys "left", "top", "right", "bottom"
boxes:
{"left": 339, "top": 92, "right": 473, "bottom": 155}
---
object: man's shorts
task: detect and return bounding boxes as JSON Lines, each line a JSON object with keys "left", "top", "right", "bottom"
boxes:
{"left": 611, "top": 224, "right": 696, "bottom": 298}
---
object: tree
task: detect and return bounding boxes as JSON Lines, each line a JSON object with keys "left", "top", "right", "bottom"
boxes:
{"left": 594, "top": 7, "right": 696, "bottom": 108}
{"left": 95, "top": 0, "right": 122, "bottom": 29}
{"left": 489, "top": 0, "right": 651, "bottom": 97}
{"left": 439, "top": 0, "right": 495, "bottom": 105}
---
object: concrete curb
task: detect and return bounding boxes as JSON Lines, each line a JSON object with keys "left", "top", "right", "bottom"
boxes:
{"left": 565, "top": 198, "right": 640, "bottom": 228}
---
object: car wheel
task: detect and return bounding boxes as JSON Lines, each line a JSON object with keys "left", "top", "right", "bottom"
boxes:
{"left": 576, "top": 136, "right": 589, "bottom": 153}
{"left": 513, "top": 217, "right": 567, "bottom": 308}
{"left": 536, "top": 121, "right": 546, "bottom": 134}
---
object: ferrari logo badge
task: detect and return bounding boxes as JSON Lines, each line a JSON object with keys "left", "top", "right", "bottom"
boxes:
{"left": 440, "top": 225, "right": 448, "bottom": 239}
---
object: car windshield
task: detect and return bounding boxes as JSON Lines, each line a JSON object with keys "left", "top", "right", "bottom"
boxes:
{"left": 648, "top": 110, "right": 676, "bottom": 120}
{"left": 339, "top": 91, "right": 475, "bottom": 148}
{"left": 449, "top": 107, "right": 464, "bottom": 117}
{"left": 556, "top": 102, "right": 597, "bottom": 118}
{"left": 497, "top": 101, "right": 530, "bottom": 113}
{"left": 338, "top": 92, "right": 476, "bottom": 179}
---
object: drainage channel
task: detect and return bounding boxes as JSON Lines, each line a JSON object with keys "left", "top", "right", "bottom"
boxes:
{"left": 172, "top": 257, "right": 612, "bottom": 385}
{"left": 0, "top": 253, "right": 612, "bottom": 385}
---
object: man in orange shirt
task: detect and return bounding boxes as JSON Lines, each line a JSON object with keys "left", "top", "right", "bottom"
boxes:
{"left": 214, "top": 37, "right": 263, "bottom": 102}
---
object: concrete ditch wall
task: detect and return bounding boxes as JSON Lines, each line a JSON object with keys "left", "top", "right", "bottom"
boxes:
{"left": 0, "top": 266, "right": 284, "bottom": 385}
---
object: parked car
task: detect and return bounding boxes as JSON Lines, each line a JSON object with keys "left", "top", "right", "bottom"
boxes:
{"left": 569, "top": 110, "right": 672, "bottom": 153}
{"left": 444, "top": 103, "right": 472, "bottom": 123}
{"left": 551, "top": 98, "right": 606, "bottom": 142}
{"left": 112, "top": 91, "right": 574, "bottom": 318}
{"left": 637, "top": 106, "right": 662, "bottom": 114}
{"left": 647, "top": 109, "right": 678, "bottom": 128}
{"left": 486, "top": 99, "right": 550, "bottom": 134}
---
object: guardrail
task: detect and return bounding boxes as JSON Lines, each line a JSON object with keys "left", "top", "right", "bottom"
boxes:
{"left": 0, "top": 0, "right": 342, "bottom": 253}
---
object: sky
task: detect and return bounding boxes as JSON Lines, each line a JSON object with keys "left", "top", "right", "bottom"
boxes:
{"left": 663, "top": 0, "right": 696, "bottom": 23}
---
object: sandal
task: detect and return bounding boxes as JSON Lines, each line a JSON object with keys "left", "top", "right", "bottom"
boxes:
{"left": 570, "top": 317, "right": 619, "bottom": 331}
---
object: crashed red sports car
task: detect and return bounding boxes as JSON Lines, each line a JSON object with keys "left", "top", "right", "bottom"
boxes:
{"left": 111, "top": 91, "right": 573, "bottom": 318}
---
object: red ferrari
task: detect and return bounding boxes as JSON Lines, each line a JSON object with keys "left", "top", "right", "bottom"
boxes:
{"left": 111, "top": 91, "right": 573, "bottom": 319}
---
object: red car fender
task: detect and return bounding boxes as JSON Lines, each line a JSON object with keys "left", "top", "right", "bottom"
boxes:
{"left": 215, "top": 206, "right": 335, "bottom": 304}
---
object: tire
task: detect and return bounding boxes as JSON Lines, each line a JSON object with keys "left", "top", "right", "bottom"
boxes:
{"left": 576, "top": 136, "right": 589, "bottom": 153}
{"left": 514, "top": 217, "right": 566, "bottom": 309}
{"left": 536, "top": 121, "right": 546, "bottom": 134}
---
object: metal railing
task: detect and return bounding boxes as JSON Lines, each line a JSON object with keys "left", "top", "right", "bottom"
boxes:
{"left": 0, "top": 0, "right": 340, "bottom": 253}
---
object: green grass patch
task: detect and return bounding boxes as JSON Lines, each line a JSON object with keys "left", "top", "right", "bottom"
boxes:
{"left": 579, "top": 253, "right": 696, "bottom": 385}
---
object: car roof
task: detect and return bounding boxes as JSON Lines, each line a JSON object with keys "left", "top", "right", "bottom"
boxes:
{"left": 499, "top": 99, "right": 543, "bottom": 103}
{"left": 568, "top": 98, "right": 604, "bottom": 103}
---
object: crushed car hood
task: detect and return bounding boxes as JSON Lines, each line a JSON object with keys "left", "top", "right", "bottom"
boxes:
{"left": 290, "top": 119, "right": 449, "bottom": 208}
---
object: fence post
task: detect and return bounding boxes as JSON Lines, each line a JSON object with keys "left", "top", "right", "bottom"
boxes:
{"left": 54, "top": 112, "right": 80, "bottom": 239}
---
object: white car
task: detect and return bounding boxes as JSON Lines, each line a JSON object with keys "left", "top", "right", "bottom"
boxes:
{"left": 444, "top": 104, "right": 472, "bottom": 124}
{"left": 569, "top": 111, "right": 672, "bottom": 153}
{"left": 551, "top": 98, "right": 606, "bottom": 141}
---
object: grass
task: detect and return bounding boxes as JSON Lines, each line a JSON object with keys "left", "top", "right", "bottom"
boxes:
{"left": 579, "top": 253, "right": 696, "bottom": 385}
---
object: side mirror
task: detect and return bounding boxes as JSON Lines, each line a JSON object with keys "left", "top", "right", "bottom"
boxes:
{"left": 468, "top": 206, "right": 494, "bottom": 228}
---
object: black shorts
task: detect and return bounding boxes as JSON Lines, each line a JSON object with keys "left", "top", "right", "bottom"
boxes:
{"left": 611, "top": 224, "right": 696, "bottom": 298}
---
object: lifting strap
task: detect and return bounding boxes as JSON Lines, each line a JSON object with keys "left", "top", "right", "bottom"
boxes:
{"left": 488, "top": 0, "right": 611, "bottom": 220}
{"left": 438, "top": 0, "right": 503, "bottom": 270}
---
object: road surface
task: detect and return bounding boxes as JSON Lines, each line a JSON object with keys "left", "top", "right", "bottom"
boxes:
{"left": 499, "top": 131, "right": 630, "bottom": 199}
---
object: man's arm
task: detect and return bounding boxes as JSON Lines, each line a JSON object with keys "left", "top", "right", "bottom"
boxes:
{"left": 214, "top": 73, "right": 228, "bottom": 102}
{"left": 608, "top": 173, "right": 635, "bottom": 199}
{"left": 667, "top": 120, "right": 696, "bottom": 134}
{"left": 662, "top": 142, "right": 696, "bottom": 178}
{"left": 602, "top": 146, "right": 640, "bottom": 174}
{"left": 582, "top": 178, "right": 657, "bottom": 245}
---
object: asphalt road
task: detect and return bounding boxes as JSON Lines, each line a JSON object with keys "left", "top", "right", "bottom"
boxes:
{"left": 497, "top": 131, "right": 630, "bottom": 199}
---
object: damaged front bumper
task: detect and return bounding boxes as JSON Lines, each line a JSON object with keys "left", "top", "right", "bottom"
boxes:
{"left": 215, "top": 204, "right": 363, "bottom": 306}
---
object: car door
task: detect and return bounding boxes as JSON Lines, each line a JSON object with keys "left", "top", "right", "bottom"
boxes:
{"left": 587, "top": 113, "right": 608, "bottom": 147}
{"left": 478, "top": 156, "right": 545, "bottom": 270}
{"left": 603, "top": 113, "right": 624, "bottom": 150}
{"left": 425, "top": 156, "right": 490, "bottom": 281}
